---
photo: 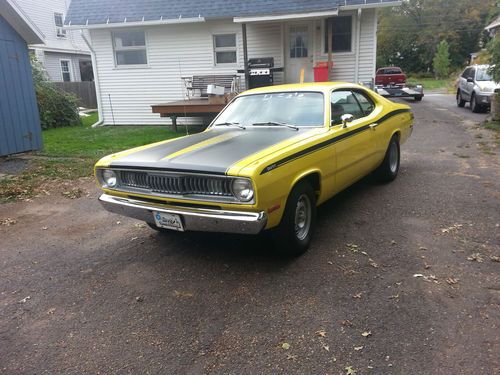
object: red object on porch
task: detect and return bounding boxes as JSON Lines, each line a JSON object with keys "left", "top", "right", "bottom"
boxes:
{"left": 314, "top": 61, "right": 331, "bottom": 82}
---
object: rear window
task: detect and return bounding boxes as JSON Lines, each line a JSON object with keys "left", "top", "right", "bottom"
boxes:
{"left": 378, "top": 68, "right": 402, "bottom": 75}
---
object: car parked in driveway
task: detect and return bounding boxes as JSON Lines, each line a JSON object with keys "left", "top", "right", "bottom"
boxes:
{"left": 95, "top": 83, "right": 413, "bottom": 256}
{"left": 456, "top": 64, "right": 499, "bottom": 112}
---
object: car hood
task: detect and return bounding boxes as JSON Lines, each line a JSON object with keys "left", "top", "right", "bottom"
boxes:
{"left": 108, "top": 127, "right": 317, "bottom": 175}
{"left": 477, "top": 81, "right": 500, "bottom": 91}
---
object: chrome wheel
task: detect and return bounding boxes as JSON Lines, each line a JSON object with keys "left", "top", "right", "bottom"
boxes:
{"left": 294, "top": 194, "right": 311, "bottom": 241}
{"left": 389, "top": 141, "right": 398, "bottom": 173}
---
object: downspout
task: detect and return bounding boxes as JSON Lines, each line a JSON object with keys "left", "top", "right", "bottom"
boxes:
{"left": 354, "top": 8, "right": 362, "bottom": 83}
{"left": 80, "top": 30, "right": 104, "bottom": 127}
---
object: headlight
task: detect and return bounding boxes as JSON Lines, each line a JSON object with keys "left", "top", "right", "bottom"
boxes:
{"left": 231, "top": 178, "right": 254, "bottom": 202}
{"left": 101, "top": 169, "right": 117, "bottom": 188}
{"left": 480, "top": 86, "right": 494, "bottom": 93}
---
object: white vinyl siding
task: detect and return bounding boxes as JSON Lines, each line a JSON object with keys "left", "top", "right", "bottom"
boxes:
{"left": 42, "top": 51, "right": 85, "bottom": 82}
{"left": 89, "top": 10, "right": 377, "bottom": 126}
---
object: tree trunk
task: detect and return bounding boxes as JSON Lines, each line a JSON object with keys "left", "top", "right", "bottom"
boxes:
{"left": 492, "top": 92, "right": 500, "bottom": 121}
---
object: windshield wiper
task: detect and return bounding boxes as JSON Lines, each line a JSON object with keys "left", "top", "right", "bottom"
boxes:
{"left": 251, "top": 121, "right": 299, "bottom": 131}
{"left": 213, "top": 122, "right": 246, "bottom": 129}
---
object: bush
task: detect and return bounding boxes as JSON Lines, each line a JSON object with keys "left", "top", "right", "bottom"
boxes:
{"left": 433, "top": 40, "right": 451, "bottom": 79}
{"left": 31, "top": 56, "right": 81, "bottom": 130}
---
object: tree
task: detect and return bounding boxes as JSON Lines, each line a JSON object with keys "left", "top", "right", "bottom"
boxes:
{"left": 433, "top": 40, "right": 451, "bottom": 78}
{"left": 487, "top": 37, "right": 500, "bottom": 82}
{"left": 377, "top": 0, "right": 495, "bottom": 73}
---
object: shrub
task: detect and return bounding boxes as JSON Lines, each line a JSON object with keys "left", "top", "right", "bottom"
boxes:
{"left": 31, "top": 56, "right": 81, "bottom": 130}
{"left": 433, "top": 40, "right": 451, "bottom": 79}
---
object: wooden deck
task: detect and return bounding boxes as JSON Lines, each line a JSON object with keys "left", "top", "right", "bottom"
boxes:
{"left": 151, "top": 99, "right": 226, "bottom": 131}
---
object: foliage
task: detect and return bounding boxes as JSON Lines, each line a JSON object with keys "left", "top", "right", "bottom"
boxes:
{"left": 433, "top": 40, "right": 451, "bottom": 78}
{"left": 487, "top": 36, "right": 500, "bottom": 82}
{"left": 31, "top": 55, "right": 81, "bottom": 130}
{"left": 377, "top": 0, "right": 495, "bottom": 74}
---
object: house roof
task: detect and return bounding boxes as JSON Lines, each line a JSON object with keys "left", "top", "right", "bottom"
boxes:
{"left": 485, "top": 15, "right": 500, "bottom": 32}
{"left": 65, "top": 0, "right": 401, "bottom": 27}
{"left": 0, "top": 0, "right": 44, "bottom": 43}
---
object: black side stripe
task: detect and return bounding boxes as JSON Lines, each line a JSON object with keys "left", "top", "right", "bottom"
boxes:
{"left": 260, "top": 108, "right": 410, "bottom": 175}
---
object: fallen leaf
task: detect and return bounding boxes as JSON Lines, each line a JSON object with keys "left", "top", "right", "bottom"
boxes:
{"left": 327, "top": 261, "right": 333, "bottom": 265}
{"left": 369, "top": 259, "right": 379, "bottom": 268}
{"left": 0, "top": 218, "right": 17, "bottom": 226}
{"left": 42, "top": 226, "right": 48, "bottom": 230}
{"left": 490, "top": 255, "right": 500, "bottom": 262}
{"left": 47, "top": 308, "right": 56, "bottom": 314}
{"left": 467, "top": 253, "right": 484, "bottom": 262}
{"left": 361, "top": 331, "right": 372, "bottom": 337}
{"left": 19, "top": 296, "right": 31, "bottom": 303}
{"left": 281, "top": 342, "right": 290, "bottom": 350}
{"left": 441, "top": 224, "right": 463, "bottom": 234}
{"left": 418, "top": 246, "right": 428, "bottom": 251}
{"left": 345, "top": 365, "right": 357, "bottom": 375}
{"left": 342, "top": 320, "right": 353, "bottom": 327}
{"left": 424, "top": 262, "right": 431, "bottom": 269}
{"left": 354, "top": 346, "right": 364, "bottom": 351}
{"left": 390, "top": 240, "right": 397, "bottom": 245}
{"left": 353, "top": 293, "right": 362, "bottom": 299}
{"left": 134, "top": 223, "right": 146, "bottom": 228}
{"left": 131, "top": 237, "right": 138, "bottom": 241}
{"left": 315, "top": 330, "right": 326, "bottom": 337}
{"left": 446, "top": 277, "right": 459, "bottom": 285}
{"left": 346, "top": 243, "right": 359, "bottom": 252}
{"left": 323, "top": 345, "right": 330, "bottom": 352}
{"left": 361, "top": 251, "right": 368, "bottom": 256}
{"left": 116, "top": 221, "right": 121, "bottom": 225}
{"left": 286, "top": 354, "right": 297, "bottom": 361}
{"left": 389, "top": 294, "right": 399, "bottom": 299}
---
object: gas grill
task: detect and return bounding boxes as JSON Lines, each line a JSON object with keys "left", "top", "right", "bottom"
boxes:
{"left": 239, "top": 57, "right": 283, "bottom": 89}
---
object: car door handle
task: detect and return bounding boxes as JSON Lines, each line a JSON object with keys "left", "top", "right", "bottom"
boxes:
{"left": 369, "top": 123, "right": 379, "bottom": 129}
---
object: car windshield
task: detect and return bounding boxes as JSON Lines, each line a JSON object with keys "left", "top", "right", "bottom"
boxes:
{"left": 213, "top": 92, "right": 325, "bottom": 127}
{"left": 476, "top": 68, "right": 492, "bottom": 81}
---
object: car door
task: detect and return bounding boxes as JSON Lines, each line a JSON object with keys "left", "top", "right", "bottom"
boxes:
{"left": 330, "top": 89, "right": 377, "bottom": 193}
{"left": 464, "top": 68, "right": 476, "bottom": 100}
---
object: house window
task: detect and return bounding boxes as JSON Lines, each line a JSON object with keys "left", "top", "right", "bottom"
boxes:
{"left": 214, "top": 34, "right": 237, "bottom": 64}
{"left": 60, "top": 60, "right": 72, "bottom": 82}
{"left": 113, "top": 31, "right": 148, "bottom": 66}
{"left": 54, "top": 12, "right": 66, "bottom": 38}
{"left": 289, "top": 26, "right": 308, "bottom": 58}
{"left": 324, "top": 16, "right": 352, "bottom": 53}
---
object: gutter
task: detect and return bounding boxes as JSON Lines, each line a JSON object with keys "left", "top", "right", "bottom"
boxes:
{"left": 80, "top": 30, "right": 104, "bottom": 127}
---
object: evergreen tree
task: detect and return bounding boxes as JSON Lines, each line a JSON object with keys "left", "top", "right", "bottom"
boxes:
{"left": 433, "top": 40, "right": 451, "bottom": 78}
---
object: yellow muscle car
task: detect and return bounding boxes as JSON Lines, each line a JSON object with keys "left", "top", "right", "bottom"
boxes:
{"left": 95, "top": 83, "right": 413, "bottom": 256}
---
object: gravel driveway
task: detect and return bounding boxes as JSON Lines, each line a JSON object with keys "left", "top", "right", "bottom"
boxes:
{"left": 1, "top": 95, "right": 499, "bottom": 375}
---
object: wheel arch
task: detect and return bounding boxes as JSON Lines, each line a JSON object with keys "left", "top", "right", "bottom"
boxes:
{"left": 290, "top": 169, "right": 322, "bottom": 201}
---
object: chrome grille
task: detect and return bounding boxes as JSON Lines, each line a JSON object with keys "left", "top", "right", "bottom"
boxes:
{"left": 119, "top": 170, "right": 233, "bottom": 197}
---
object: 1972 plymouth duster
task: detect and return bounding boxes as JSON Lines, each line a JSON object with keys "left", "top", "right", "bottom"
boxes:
{"left": 95, "top": 83, "right": 413, "bottom": 256}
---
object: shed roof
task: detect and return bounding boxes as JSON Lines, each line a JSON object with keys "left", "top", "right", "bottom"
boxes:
{"left": 66, "top": 0, "right": 400, "bottom": 27}
{"left": 0, "top": 0, "right": 44, "bottom": 43}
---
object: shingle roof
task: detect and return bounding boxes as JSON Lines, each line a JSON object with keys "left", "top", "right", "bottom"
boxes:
{"left": 66, "top": 0, "right": 398, "bottom": 26}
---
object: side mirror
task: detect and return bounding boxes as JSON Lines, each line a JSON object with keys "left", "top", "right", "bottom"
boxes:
{"left": 341, "top": 114, "right": 354, "bottom": 128}
{"left": 467, "top": 77, "right": 474, "bottom": 83}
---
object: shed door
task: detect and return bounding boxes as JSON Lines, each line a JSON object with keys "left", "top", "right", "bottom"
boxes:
{"left": 0, "top": 36, "right": 42, "bottom": 156}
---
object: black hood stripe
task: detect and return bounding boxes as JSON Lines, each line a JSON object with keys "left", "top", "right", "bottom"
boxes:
{"left": 260, "top": 108, "right": 411, "bottom": 175}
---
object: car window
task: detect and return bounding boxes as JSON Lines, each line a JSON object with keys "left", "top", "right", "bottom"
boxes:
{"left": 476, "top": 67, "right": 492, "bottom": 81}
{"left": 461, "top": 68, "right": 470, "bottom": 78}
{"left": 330, "top": 90, "right": 364, "bottom": 125}
{"left": 468, "top": 68, "right": 476, "bottom": 79}
{"left": 352, "top": 91, "right": 375, "bottom": 116}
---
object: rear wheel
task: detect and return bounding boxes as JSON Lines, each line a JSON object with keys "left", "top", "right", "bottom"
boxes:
{"left": 273, "top": 181, "right": 317, "bottom": 257}
{"left": 414, "top": 95, "right": 423, "bottom": 102}
{"left": 456, "top": 90, "right": 466, "bottom": 107}
{"left": 375, "top": 136, "right": 400, "bottom": 183}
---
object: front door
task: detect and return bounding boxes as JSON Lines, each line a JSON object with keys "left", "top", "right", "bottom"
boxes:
{"left": 285, "top": 23, "right": 313, "bottom": 83}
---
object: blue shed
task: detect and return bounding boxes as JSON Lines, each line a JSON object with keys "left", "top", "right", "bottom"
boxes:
{"left": 0, "top": 0, "right": 44, "bottom": 157}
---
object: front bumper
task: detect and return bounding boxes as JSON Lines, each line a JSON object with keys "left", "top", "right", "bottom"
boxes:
{"left": 99, "top": 193, "right": 267, "bottom": 234}
{"left": 476, "top": 92, "right": 493, "bottom": 105}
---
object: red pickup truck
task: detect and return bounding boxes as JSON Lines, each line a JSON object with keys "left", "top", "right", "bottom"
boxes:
{"left": 375, "top": 67, "right": 407, "bottom": 87}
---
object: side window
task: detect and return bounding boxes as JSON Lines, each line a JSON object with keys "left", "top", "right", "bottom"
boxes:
{"left": 353, "top": 91, "right": 375, "bottom": 116}
{"left": 461, "top": 68, "right": 470, "bottom": 78}
{"left": 469, "top": 68, "right": 476, "bottom": 80}
{"left": 330, "top": 90, "right": 364, "bottom": 125}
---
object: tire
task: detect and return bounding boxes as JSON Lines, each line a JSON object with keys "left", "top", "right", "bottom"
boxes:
{"left": 414, "top": 95, "right": 423, "bottom": 102}
{"left": 470, "top": 93, "right": 482, "bottom": 113}
{"left": 456, "top": 90, "right": 466, "bottom": 107}
{"left": 273, "top": 181, "right": 317, "bottom": 257}
{"left": 375, "top": 136, "right": 400, "bottom": 183}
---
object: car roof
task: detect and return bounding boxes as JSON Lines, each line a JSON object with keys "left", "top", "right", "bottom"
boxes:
{"left": 241, "top": 82, "right": 367, "bottom": 95}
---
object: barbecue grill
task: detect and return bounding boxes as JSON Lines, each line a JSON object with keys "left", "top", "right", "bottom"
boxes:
{"left": 239, "top": 57, "right": 283, "bottom": 89}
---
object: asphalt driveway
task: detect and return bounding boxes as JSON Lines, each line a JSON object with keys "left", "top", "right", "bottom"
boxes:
{"left": 0, "top": 94, "right": 499, "bottom": 375}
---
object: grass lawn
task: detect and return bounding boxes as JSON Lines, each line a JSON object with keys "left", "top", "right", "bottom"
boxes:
{"left": 407, "top": 77, "right": 455, "bottom": 92}
{"left": 1, "top": 113, "right": 192, "bottom": 203}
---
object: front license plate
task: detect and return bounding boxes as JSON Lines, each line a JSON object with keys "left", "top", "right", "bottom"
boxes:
{"left": 153, "top": 211, "right": 184, "bottom": 231}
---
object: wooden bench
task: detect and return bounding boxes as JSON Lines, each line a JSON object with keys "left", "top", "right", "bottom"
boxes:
{"left": 182, "top": 75, "right": 240, "bottom": 99}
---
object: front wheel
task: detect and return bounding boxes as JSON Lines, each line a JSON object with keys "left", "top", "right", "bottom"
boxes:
{"left": 375, "top": 136, "right": 400, "bottom": 183}
{"left": 414, "top": 95, "right": 423, "bottom": 102}
{"left": 273, "top": 181, "right": 317, "bottom": 257}
{"left": 470, "top": 94, "right": 482, "bottom": 113}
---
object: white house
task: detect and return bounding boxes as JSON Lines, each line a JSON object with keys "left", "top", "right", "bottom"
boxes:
{"left": 65, "top": 0, "right": 402, "bottom": 126}
{"left": 14, "top": 0, "right": 91, "bottom": 82}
